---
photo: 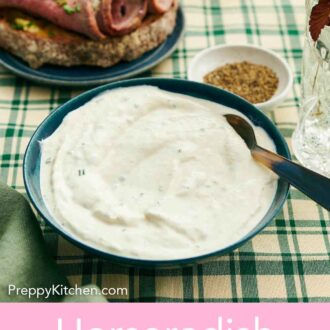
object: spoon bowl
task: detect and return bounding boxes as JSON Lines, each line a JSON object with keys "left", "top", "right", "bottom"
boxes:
{"left": 225, "top": 114, "right": 257, "bottom": 149}
{"left": 225, "top": 114, "right": 330, "bottom": 211}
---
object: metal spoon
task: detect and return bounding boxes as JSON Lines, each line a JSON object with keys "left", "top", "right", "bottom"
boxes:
{"left": 225, "top": 114, "right": 330, "bottom": 211}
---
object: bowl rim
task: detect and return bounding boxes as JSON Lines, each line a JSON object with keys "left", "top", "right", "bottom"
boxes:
{"left": 188, "top": 43, "right": 294, "bottom": 108}
{"left": 23, "top": 78, "right": 291, "bottom": 267}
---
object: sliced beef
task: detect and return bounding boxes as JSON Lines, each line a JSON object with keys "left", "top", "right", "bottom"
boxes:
{"left": 0, "top": 0, "right": 173, "bottom": 39}
{"left": 97, "top": 0, "right": 147, "bottom": 36}
{"left": 0, "top": 5, "right": 179, "bottom": 68}
{"left": 0, "top": 0, "right": 105, "bottom": 40}
{"left": 148, "top": 0, "right": 173, "bottom": 14}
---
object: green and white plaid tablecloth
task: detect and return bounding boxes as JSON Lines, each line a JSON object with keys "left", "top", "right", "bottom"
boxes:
{"left": 1, "top": 0, "right": 329, "bottom": 302}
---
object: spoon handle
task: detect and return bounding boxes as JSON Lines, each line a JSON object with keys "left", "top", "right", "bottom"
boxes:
{"left": 252, "top": 146, "right": 330, "bottom": 211}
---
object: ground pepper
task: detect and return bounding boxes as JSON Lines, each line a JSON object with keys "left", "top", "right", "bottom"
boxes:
{"left": 203, "top": 61, "right": 279, "bottom": 104}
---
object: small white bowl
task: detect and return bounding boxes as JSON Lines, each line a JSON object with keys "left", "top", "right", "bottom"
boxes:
{"left": 188, "top": 44, "right": 293, "bottom": 112}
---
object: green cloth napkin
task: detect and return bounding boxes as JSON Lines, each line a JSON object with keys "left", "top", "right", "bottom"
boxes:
{"left": 0, "top": 180, "right": 106, "bottom": 302}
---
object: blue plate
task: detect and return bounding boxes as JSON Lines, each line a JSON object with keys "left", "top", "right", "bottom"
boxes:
{"left": 23, "top": 78, "right": 290, "bottom": 267}
{"left": 0, "top": 8, "right": 184, "bottom": 87}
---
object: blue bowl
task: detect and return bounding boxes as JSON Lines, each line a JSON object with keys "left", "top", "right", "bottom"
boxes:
{"left": 23, "top": 78, "right": 290, "bottom": 267}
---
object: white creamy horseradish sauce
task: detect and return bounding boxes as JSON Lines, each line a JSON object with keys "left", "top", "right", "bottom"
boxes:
{"left": 40, "top": 86, "right": 277, "bottom": 260}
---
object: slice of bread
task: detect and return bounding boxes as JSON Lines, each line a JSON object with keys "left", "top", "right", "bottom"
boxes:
{"left": 0, "top": 4, "right": 178, "bottom": 68}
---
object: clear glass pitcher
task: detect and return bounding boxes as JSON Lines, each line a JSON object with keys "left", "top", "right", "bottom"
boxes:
{"left": 292, "top": 0, "right": 330, "bottom": 177}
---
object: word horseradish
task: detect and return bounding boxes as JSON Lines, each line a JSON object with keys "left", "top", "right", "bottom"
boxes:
{"left": 40, "top": 86, "right": 277, "bottom": 260}
{"left": 57, "top": 317, "right": 270, "bottom": 330}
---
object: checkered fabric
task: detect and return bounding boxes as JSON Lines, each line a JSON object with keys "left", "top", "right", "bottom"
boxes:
{"left": 1, "top": 0, "right": 330, "bottom": 302}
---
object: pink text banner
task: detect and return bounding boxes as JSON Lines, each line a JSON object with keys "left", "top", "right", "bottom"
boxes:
{"left": 0, "top": 303, "right": 327, "bottom": 330}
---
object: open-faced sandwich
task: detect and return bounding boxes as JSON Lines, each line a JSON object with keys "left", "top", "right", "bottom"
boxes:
{"left": 0, "top": 0, "right": 178, "bottom": 68}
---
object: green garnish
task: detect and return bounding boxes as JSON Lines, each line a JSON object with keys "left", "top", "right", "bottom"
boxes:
{"left": 63, "top": 3, "right": 81, "bottom": 14}
{"left": 11, "top": 18, "right": 39, "bottom": 32}
{"left": 11, "top": 23, "right": 24, "bottom": 30}
{"left": 55, "top": 0, "right": 81, "bottom": 14}
{"left": 48, "top": 30, "right": 56, "bottom": 37}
